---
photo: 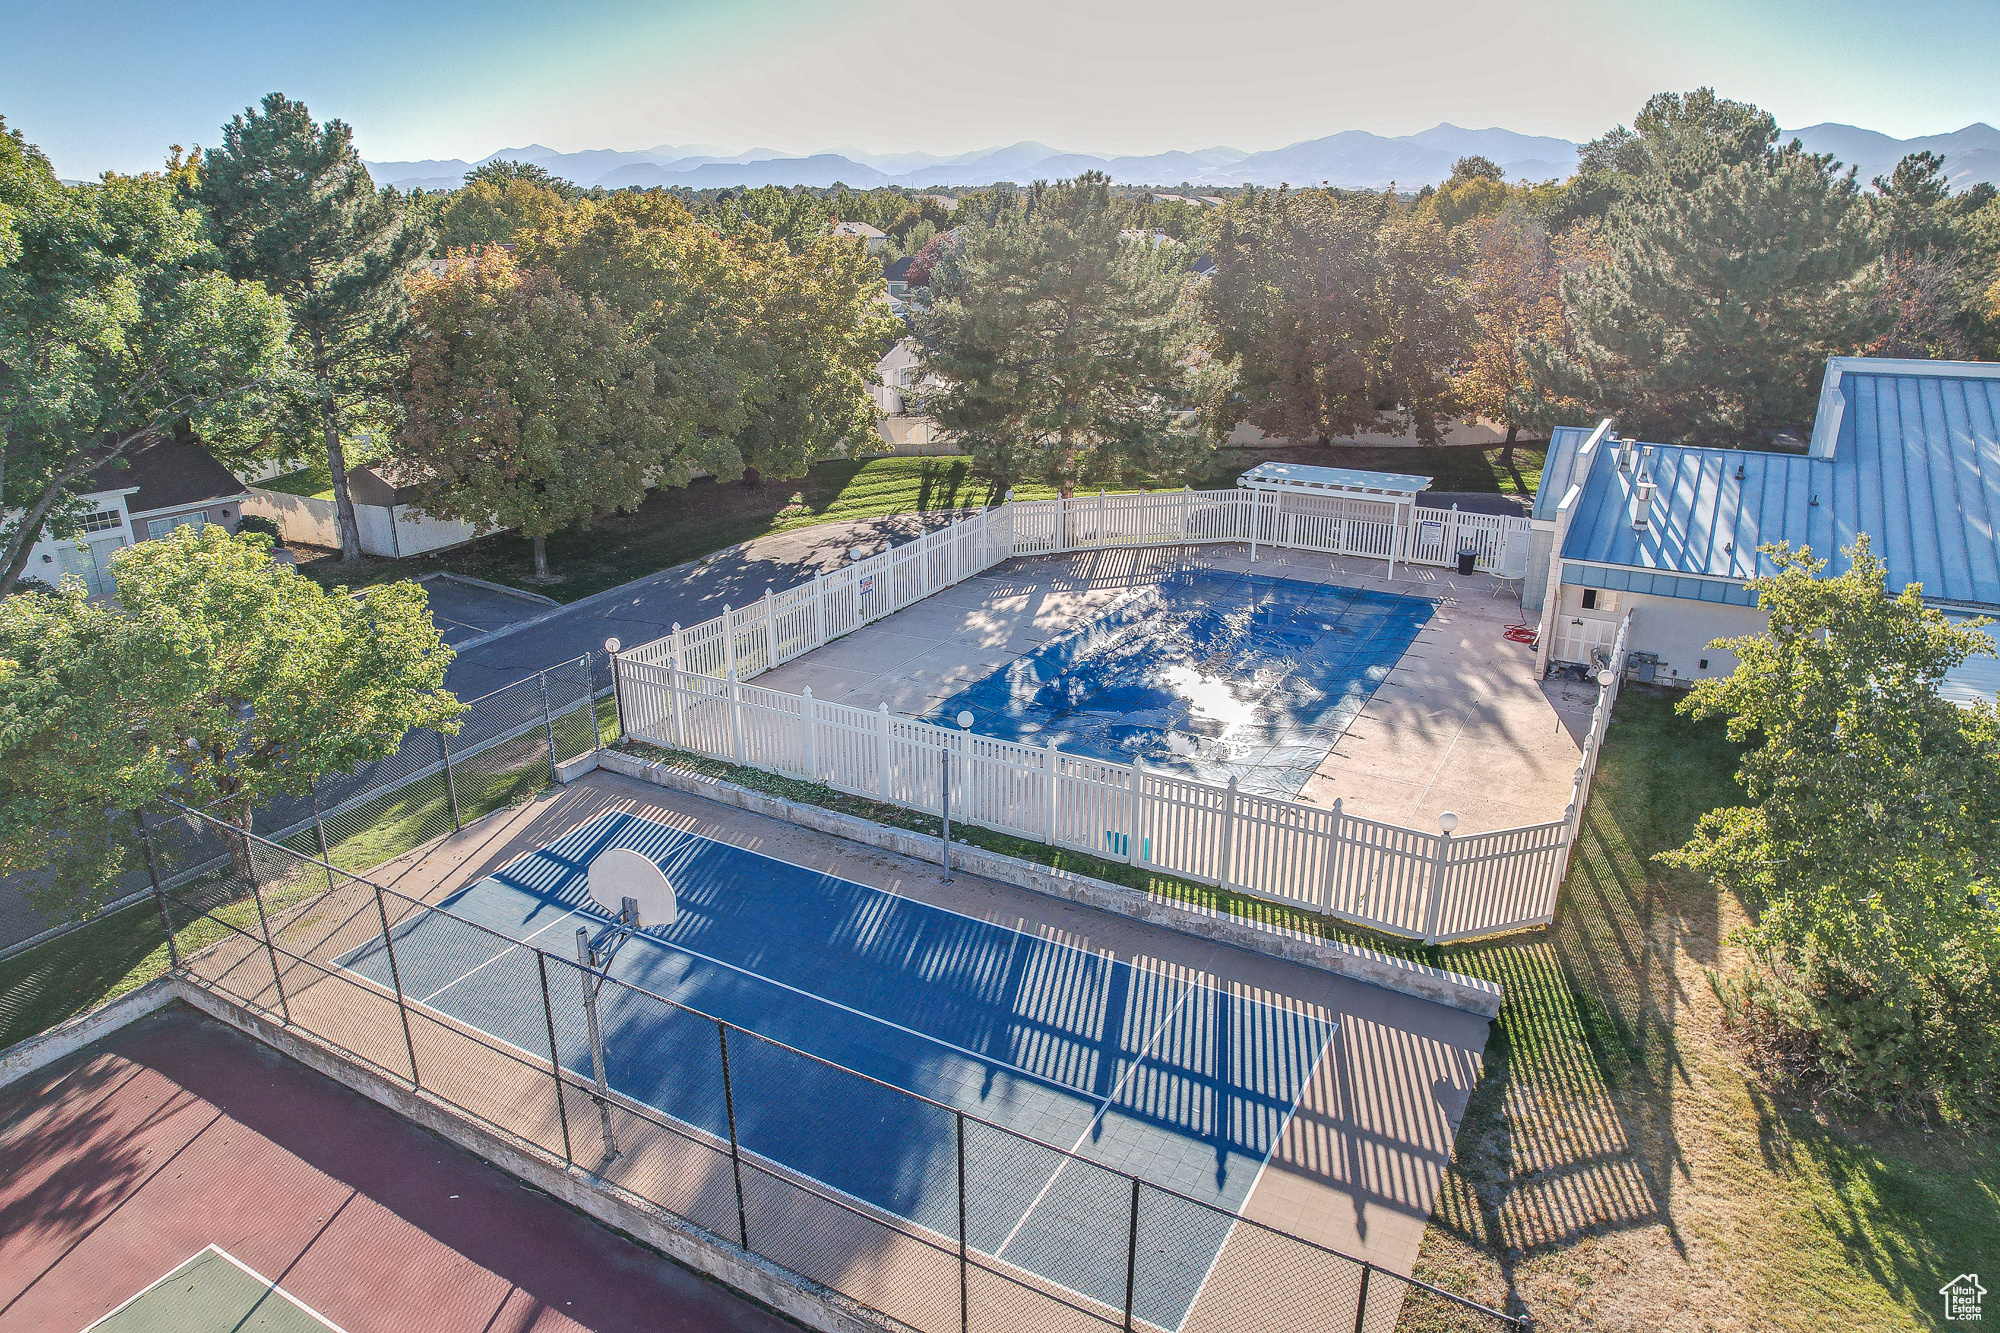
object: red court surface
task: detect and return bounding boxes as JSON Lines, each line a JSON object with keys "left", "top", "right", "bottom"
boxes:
{"left": 0, "top": 1003, "right": 799, "bottom": 1333}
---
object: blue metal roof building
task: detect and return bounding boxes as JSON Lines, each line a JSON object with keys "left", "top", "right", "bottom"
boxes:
{"left": 1527, "top": 358, "right": 2000, "bottom": 682}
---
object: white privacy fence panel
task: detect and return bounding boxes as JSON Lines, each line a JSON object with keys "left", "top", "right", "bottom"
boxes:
{"left": 610, "top": 497, "right": 1605, "bottom": 945}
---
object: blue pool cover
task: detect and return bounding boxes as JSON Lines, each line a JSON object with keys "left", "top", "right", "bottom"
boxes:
{"left": 924, "top": 570, "right": 1436, "bottom": 797}
{"left": 340, "top": 811, "right": 1335, "bottom": 1329}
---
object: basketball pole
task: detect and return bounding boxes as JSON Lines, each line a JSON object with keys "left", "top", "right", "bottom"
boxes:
{"left": 572, "top": 924, "right": 616, "bottom": 1152}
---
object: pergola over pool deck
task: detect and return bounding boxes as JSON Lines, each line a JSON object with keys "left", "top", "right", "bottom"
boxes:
{"left": 1236, "top": 460, "right": 1435, "bottom": 577}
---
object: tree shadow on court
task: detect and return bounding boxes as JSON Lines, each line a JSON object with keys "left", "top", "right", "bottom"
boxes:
{"left": 0, "top": 1030, "right": 219, "bottom": 1321}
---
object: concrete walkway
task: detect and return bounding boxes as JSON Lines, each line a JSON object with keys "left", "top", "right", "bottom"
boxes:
{"left": 443, "top": 509, "right": 977, "bottom": 699}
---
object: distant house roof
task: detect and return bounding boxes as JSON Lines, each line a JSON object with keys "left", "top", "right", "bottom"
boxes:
{"left": 833, "top": 220, "right": 887, "bottom": 240}
{"left": 1190, "top": 254, "right": 1216, "bottom": 276}
{"left": 1546, "top": 357, "right": 2000, "bottom": 610}
{"left": 883, "top": 255, "right": 914, "bottom": 282}
{"left": 85, "top": 435, "right": 246, "bottom": 518}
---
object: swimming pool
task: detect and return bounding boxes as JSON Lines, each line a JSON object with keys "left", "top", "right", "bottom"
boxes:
{"left": 922, "top": 570, "right": 1435, "bottom": 798}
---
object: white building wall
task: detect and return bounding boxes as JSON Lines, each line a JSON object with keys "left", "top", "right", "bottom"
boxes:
{"left": 1552, "top": 582, "right": 1767, "bottom": 685}
{"left": 243, "top": 488, "right": 483, "bottom": 558}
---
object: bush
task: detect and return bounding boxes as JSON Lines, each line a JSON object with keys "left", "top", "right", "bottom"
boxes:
{"left": 234, "top": 514, "right": 283, "bottom": 546}
{"left": 1719, "top": 945, "right": 2000, "bottom": 1120}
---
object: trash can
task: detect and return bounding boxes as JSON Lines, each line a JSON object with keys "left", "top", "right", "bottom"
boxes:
{"left": 1456, "top": 550, "right": 1477, "bottom": 575}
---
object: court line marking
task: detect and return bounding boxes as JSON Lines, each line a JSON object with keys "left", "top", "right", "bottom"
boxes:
{"left": 409, "top": 811, "right": 1341, "bottom": 1327}
{"left": 412, "top": 903, "right": 588, "bottom": 1005}
{"left": 84, "top": 1243, "right": 352, "bottom": 1333}
{"left": 994, "top": 981, "right": 1197, "bottom": 1259}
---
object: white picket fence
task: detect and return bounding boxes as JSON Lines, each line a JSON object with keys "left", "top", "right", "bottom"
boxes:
{"left": 614, "top": 494, "right": 1621, "bottom": 945}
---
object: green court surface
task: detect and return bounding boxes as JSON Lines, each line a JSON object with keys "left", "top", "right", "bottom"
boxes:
{"left": 88, "top": 1246, "right": 343, "bottom": 1333}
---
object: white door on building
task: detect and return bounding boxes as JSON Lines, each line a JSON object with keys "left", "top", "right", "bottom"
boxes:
{"left": 56, "top": 536, "right": 126, "bottom": 598}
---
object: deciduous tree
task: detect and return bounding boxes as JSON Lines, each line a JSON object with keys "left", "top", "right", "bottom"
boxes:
{"left": 0, "top": 526, "right": 462, "bottom": 911}
{"left": 0, "top": 120, "right": 293, "bottom": 595}
{"left": 398, "top": 247, "right": 666, "bottom": 578}
{"left": 1662, "top": 538, "right": 2000, "bottom": 1114}
{"left": 197, "top": 93, "right": 430, "bottom": 561}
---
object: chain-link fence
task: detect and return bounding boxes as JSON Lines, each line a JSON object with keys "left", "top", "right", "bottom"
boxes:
{"left": 0, "top": 654, "right": 615, "bottom": 964}
{"left": 152, "top": 800, "right": 1527, "bottom": 1333}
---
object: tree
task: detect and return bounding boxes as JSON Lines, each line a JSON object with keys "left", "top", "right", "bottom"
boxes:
{"left": 464, "top": 159, "right": 580, "bottom": 199}
{"left": 197, "top": 93, "right": 430, "bottom": 562}
{"left": 1203, "top": 187, "right": 1470, "bottom": 445}
{"left": 1661, "top": 538, "right": 2000, "bottom": 1114}
{"left": 913, "top": 173, "right": 1217, "bottom": 498}
{"left": 1452, "top": 207, "right": 1594, "bottom": 467}
{"left": 0, "top": 526, "right": 462, "bottom": 911}
{"left": 398, "top": 247, "right": 667, "bottom": 578}
{"left": 436, "top": 176, "right": 569, "bottom": 251}
{"left": 521, "top": 191, "right": 760, "bottom": 486}
{"left": 730, "top": 226, "right": 900, "bottom": 487}
{"left": 0, "top": 121, "right": 293, "bottom": 595}
{"left": 1525, "top": 101, "right": 1880, "bottom": 444}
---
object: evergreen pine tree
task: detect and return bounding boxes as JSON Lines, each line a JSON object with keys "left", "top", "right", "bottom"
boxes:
{"left": 197, "top": 93, "right": 429, "bottom": 560}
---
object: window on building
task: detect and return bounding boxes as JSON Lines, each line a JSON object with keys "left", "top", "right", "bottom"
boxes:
{"left": 1580, "top": 588, "right": 1598, "bottom": 610}
{"left": 78, "top": 509, "right": 123, "bottom": 534}
{"left": 147, "top": 512, "right": 207, "bottom": 541}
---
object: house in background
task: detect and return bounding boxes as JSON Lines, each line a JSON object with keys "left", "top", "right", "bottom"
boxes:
{"left": 1525, "top": 356, "right": 2000, "bottom": 702}
{"left": 833, "top": 220, "right": 888, "bottom": 251}
{"left": 883, "top": 254, "right": 914, "bottom": 301}
{"left": 18, "top": 436, "right": 247, "bottom": 598}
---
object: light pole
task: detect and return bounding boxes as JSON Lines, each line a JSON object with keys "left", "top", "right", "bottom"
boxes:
{"left": 941, "top": 711, "right": 974, "bottom": 882}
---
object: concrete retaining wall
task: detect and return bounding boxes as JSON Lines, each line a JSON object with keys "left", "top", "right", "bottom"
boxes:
{"left": 594, "top": 748, "right": 1502, "bottom": 1017}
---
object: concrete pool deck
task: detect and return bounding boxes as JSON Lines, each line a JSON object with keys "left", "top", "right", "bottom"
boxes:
{"left": 754, "top": 543, "right": 1599, "bottom": 836}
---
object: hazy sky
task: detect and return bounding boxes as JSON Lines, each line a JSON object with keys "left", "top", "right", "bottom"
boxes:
{"left": 10, "top": 0, "right": 1997, "bottom": 177}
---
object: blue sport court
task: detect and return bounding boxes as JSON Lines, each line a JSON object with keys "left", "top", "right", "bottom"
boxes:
{"left": 340, "top": 810, "right": 1336, "bottom": 1329}
{"left": 921, "top": 570, "right": 1436, "bottom": 798}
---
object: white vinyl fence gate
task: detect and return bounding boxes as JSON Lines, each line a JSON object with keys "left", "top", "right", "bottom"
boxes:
{"left": 613, "top": 491, "right": 1626, "bottom": 944}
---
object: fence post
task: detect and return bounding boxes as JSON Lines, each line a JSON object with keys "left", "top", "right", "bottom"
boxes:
{"left": 762, "top": 585, "right": 778, "bottom": 669}
{"left": 1352, "top": 1263, "right": 1372, "bottom": 1333}
{"left": 136, "top": 811, "right": 179, "bottom": 971}
{"left": 723, "top": 605, "right": 737, "bottom": 679}
{"left": 811, "top": 572, "right": 827, "bottom": 648}
{"left": 1248, "top": 492, "right": 1260, "bottom": 562}
{"left": 1127, "top": 759, "right": 1145, "bottom": 866}
{"left": 1424, "top": 821, "right": 1454, "bottom": 944}
{"left": 243, "top": 836, "right": 290, "bottom": 1026}
{"left": 878, "top": 704, "right": 893, "bottom": 801}
{"left": 536, "top": 949, "right": 573, "bottom": 1166}
{"left": 1220, "top": 776, "right": 1238, "bottom": 890}
{"left": 802, "top": 687, "right": 819, "bottom": 782}
{"left": 1044, "top": 738, "right": 1061, "bottom": 844}
{"left": 1123, "top": 1176, "right": 1141, "bottom": 1332}
{"left": 668, "top": 653, "right": 685, "bottom": 749}
{"left": 539, "top": 668, "right": 560, "bottom": 784}
{"left": 956, "top": 1110, "right": 969, "bottom": 1333}
{"left": 607, "top": 645, "right": 626, "bottom": 743}
{"left": 728, "top": 671, "right": 745, "bottom": 764}
{"left": 372, "top": 885, "right": 421, "bottom": 1086}
{"left": 440, "top": 731, "right": 462, "bottom": 831}
{"left": 716, "top": 1022, "right": 751, "bottom": 1249}
{"left": 1323, "top": 797, "right": 1344, "bottom": 916}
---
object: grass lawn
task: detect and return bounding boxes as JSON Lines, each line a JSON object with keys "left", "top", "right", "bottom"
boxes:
{"left": 292, "top": 441, "right": 1547, "bottom": 605}
{"left": 1411, "top": 691, "right": 2000, "bottom": 1331}
{"left": 255, "top": 465, "right": 335, "bottom": 501}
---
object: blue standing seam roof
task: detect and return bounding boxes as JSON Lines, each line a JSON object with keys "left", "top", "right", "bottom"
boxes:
{"left": 1554, "top": 364, "right": 2000, "bottom": 610}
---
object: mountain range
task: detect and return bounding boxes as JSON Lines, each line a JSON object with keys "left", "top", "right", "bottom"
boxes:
{"left": 364, "top": 122, "right": 2000, "bottom": 195}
